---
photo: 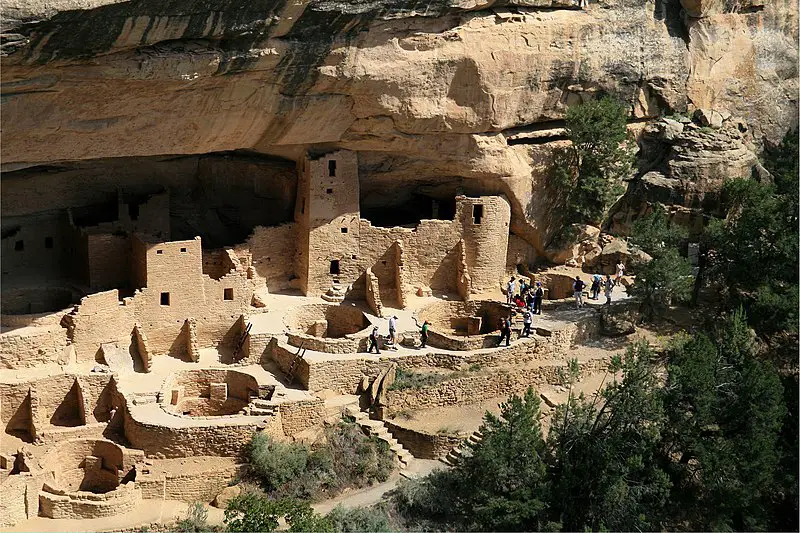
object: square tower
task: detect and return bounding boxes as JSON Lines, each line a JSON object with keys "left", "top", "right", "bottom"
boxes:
{"left": 295, "top": 150, "right": 360, "bottom": 296}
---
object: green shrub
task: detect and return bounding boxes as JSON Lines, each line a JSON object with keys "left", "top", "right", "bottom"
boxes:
{"left": 175, "top": 501, "right": 210, "bottom": 532}
{"left": 247, "top": 433, "right": 309, "bottom": 492}
{"left": 245, "top": 421, "right": 394, "bottom": 501}
{"left": 389, "top": 368, "right": 448, "bottom": 390}
{"left": 326, "top": 505, "right": 393, "bottom": 532}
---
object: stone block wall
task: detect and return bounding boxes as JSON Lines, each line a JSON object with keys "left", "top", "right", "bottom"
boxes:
{"left": 242, "top": 223, "right": 299, "bottom": 292}
{"left": 39, "top": 482, "right": 141, "bottom": 519}
{"left": 384, "top": 419, "right": 463, "bottom": 459}
{"left": 279, "top": 398, "right": 325, "bottom": 436}
{"left": 0, "top": 325, "right": 69, "bottom": 369}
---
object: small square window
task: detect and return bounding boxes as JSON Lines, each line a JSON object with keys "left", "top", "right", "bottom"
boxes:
{"left": 45, "top": 237, "right": 54, "bottom": 249}
{"left": 160, "top": 292, "right": 170, "bottom": 306}
{"left": 326, "top": 188, "right": 333, "bottom": 194}
{"left": 14, "top": 240, "right": 23, "bottom": 251}
{"left": 223, "top": 288, "right": 234, "bottom": 301}
{"left": 341, "top": 227, "right": 348, "bottom": 233}
{"left": 156, "top": 249, "right": 163, "bottom": 255}
{"left": 180, "top": 247, "right": 187, "bottom": 253}
{"left": 351, "top": 255, "right": 357, "bottom": 259}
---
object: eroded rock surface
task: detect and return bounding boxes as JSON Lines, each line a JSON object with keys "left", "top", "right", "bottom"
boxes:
{"left": 1, "top": 0, "right": 797, "bottom": 252}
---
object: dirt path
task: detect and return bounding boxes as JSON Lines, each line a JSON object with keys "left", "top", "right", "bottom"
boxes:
{"left": 312, "top": 459, "right": 442, "bottom": 515}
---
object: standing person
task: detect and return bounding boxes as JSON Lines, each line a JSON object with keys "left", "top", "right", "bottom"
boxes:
{"left": 616, "top": 261, "right": 625, "bottom": 283}
{"left": 368, "top": 326, "right": 381, "bottom": 354}
{"left": 419, "top": 321, "right": 430, "bottom": 349}
{"left": 519, "top": 279, "right": 528, "bottom": 298}
{"left": 388, "top": 315, "right": 398, "bottom": 346}
{"left": 590, "top": 273, "right": 602, "bottom": 300}
{"left": 506, "top": 277, "right": 517, "bottom": 304}
{"left": 604, "top": 274, "right": 615, "bottom": 305}
{"left": 521, "top": 309, "right": 532, "bottom": 338}
{"left": 579, "top": 0, "right": 588, "bottom": 9}
{"left": 498, "top": 318, "right": 510, "bottom": 347}
{"left": 533, "top": 282, "right": 544, "bottom": 315}
{"left": 573, "top": 276, "right": 586, "bottom": 309}
{"left": 526, "top": 288, "right": 535, "bottom": 312}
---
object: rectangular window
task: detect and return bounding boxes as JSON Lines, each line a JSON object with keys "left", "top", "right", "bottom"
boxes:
{"left": 156, "top": 249, "right": 163, "bottom": 255}
{"left": 472, "top": 204, "right": 484, "bottom": 225}
{"left": 160, "top": 292, "right": 170, "bottom": 306}
{"left": 223, "top": 288, "right": 234, "bottom": 301}
{"left": 180, "top": 247, "right": 187, "bottom": 253}
{"left": 45, "top": 237, "right": 54, "bottom": 249}
{"left": 14, "top": 240, "right": 23, "bottom": 251}
{"left": 329, "top": 260, "right": 340, "bottom": 275}
{"left": 328, "top": 160, "right": 336, "bottom": 177}
{"left": 341, "top": 227, "right": 348, "bottom": 233}
{"left": 326, "top": 188, "right": 333, "bottom": 194}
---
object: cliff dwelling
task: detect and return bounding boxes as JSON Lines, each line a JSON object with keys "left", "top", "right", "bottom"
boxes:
{"left": 0, "top": 0, "right": 796, "bottom": 529}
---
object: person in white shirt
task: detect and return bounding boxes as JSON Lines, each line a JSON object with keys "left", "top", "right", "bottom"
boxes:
{"left": 507, "top": 277, "right": 517, "bottom": 304}
{"left": 615, "top": 261, "right": 625, "bottom": 283}
{"left": 388, "top": 315, "right": 398, "bottom": 345}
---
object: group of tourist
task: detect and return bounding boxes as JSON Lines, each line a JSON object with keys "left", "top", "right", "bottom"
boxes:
{"left": 367, "top": 261, "right": 626, "bottom": 354}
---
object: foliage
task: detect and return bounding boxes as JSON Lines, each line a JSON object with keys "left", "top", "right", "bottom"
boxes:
{"left": 224, "top": 493, "right": 292, "bottom": 533}
{"left": 703, "top": 130, "right": 798, "bottom": 339}
{"left": 629, "top": 204, "right": 688, "bottom": 258}
{"left": 391, "top": 328, "right": 792, "bottom": 531}
{"left": 389, "top": 368, "right": 451, "bottom": 390}
{"left": 661, "top": 310, "right": 787, "bottom": 530}
{"left": 627, "top": 248, "right": 693, "bottom": 318}
{"left": 247, "top": 433, "right": 309, "bottom": 492}
{"left": 176, "top": 502, "right": 213, "bottom": 532}
{"left": 553, "top": 96, "right": 634, "bottom": 225}
{"left": 548, "top": 342, "right": 669, "bottom": 532}
{"left": 245, "top": 422, "right": 393, "bottom": 501}
{"left": 325, "top": 505, "right": 394, "bottom": 532}
{"left": 393, "top": 387, "right": 551, "bottom": 531}
{"left": 628, "top": 206, "right": 693, "bottom": 318}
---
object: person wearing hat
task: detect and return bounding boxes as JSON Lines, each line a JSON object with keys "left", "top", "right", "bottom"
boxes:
{"left": 532, "top": 281, "right": 544, "bottom": 315}
{"left": 368, "top": 326, "right": 381, "bottom": 354}
{"left": 388, "top": 315, "right": 398, "bottom": 346}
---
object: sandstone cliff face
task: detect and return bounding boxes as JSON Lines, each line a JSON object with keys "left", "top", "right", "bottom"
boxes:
{"left": 1, "top": 0, "right": 797, "bottom": 252}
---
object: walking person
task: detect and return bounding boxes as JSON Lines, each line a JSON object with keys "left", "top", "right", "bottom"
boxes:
{"left": 573, "top": 276, "right": 586, "bottom": 309}
{"left": 604, "top": 274, "right": 615, "bottom": 305}
{"left": 533, "top": 282, "right": 544, "bottom": 315}
{"left": 521, "top": 309, "right": 533, "bottom": 338}
{"left": 368, "top": 326, "right": 381, "bottom": 354}
{"left": 419, "top": 320, "right": 430, "bottom": 348}
{"left": 388, "top": 315, "right": 398, "bottom": 346}
{"left": 615, "top": 261, "right": 625, "bottom": 283}
{"left": 590, "top": 273, "right": 602, "bottom": 300}
{"left": 506, "top": 277, "right": 517, "bottom": 304}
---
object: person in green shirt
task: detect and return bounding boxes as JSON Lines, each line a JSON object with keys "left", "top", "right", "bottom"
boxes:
{"left": 420, "top": 321, "right": 430, "bottom": 348}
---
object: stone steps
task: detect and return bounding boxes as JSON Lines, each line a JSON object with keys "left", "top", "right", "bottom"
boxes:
{"left": 439, "top": 428, "right": 484, "bottom": 467}
{"left": 345, "top": 406, "right": 414, "bottom": 469}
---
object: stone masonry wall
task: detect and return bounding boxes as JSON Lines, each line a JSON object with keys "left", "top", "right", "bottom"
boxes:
{"left": 383, "top": 357, "right": 609, "bottom": 417}
{"left": 0, "top": 325, "right": 69, "bottom": 369}
{"left": 384, "top": 419, "right": 463, "bottom": 459}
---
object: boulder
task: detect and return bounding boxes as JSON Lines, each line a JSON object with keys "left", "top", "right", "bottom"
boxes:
{"left": 680, "top": 0, "right": 723, "bottom": 18}
{"left": 213, "top": 485, "right": 241, "bottom": 509}
{"left": 545, "top": 224, "right": 601, "bottom": 265}
{"left": 599, "top": 305, "right": 637, "bottom": 336}
{"left": 693, "top": 108, "right": 724, "bottom": 129}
